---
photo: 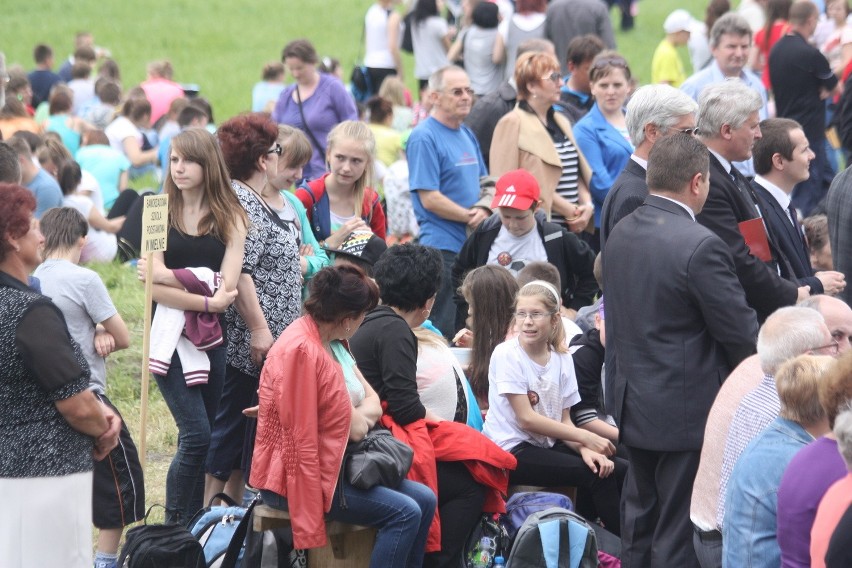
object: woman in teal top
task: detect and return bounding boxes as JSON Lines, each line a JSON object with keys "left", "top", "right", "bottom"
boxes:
{"left": 44, "top": 86, "right": 92, "bottom": 157}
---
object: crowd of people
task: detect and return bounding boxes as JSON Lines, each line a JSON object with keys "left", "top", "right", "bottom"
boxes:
{"left": 3, "top": 1, "right": 852, "bottom": 567}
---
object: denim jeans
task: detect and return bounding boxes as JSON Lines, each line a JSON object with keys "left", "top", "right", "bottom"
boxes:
{"left": 154, "top": 343, "right": 226, "bottom": 525}
{"left": 261, "top": 478, "right": 436, "bottom": 568}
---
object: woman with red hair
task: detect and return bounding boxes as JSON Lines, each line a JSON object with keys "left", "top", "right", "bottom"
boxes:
{"left": 204, "top": 113, "right": 303, "bottom": 504}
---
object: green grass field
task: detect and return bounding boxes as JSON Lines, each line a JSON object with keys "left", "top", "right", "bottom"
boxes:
{"left": 4, "top": 0, "right": 705, "bottom": 119}
{"left": 7, "top": 0, "right": 705, "bottom": 536}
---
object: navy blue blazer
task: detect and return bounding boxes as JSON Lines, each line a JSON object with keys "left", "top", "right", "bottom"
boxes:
{"left": 751, "top": 181, "right": 823, "bottom": 294}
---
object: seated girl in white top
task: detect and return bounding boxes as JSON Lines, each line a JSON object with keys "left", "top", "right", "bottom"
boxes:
{"left": 482, "top": 280, "right": 625, "bottom": 535}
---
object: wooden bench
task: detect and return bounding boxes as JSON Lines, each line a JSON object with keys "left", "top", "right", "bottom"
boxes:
{"left": 252, "top": 504, "right": 376, "bottom": 568}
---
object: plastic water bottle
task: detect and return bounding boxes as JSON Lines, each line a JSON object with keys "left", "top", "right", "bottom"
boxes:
{"left": 471, "top": 536, "right": 496, "bottom": 568}
{"left": 493, "top": 555, "right": 506, "bottom": 568}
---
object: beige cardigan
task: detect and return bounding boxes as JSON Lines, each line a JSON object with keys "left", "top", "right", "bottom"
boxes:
{"left": 489, "top": 106, "right": 593, "bottom": 217}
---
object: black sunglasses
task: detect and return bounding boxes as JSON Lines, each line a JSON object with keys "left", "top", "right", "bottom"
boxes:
{"left": 266, "top": 143, "right": 283, "bottom": 156}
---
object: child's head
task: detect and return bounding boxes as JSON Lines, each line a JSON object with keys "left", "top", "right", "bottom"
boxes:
{"left": 57, "top": 160, "right": 82, "bottom": 196}
{"left": 516, "top": 280, "right": 566, "bottom": 353}
{"left": 367, "top": 96, "right": 394, "bottom": 126}
{"left": 491, "top": 169, "right": 540, "bottom": 238}
{"left": 81, "top": 129, "right": 109, "bottom": 147}
{"left": 517, "top": 261, "right": 561, "bottom": 295}
{"left": 378, "top": 76, "right": 407, "bottom": 107}
{"left": 326, "top": 120, "right": 376, "bottom": 216}
{"left": 267, "top": 124, "right": 312, "bottom": 190}
{"left": 40, "top": 207, "right": 88, "bottom": 257}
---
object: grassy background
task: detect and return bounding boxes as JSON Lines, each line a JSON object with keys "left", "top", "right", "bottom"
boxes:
{"left": 6, "top": 0, "right": 704, "bottom": 535}
{"left": 3, "top": 0, "right": 704, "bottom": 120}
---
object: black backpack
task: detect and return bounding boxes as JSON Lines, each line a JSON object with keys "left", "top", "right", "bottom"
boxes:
{"left": 462, "top": 513, "right": 510, "bottom": 568}
{"left": 118, "top": 506, "right": 205, "bottom": 568}
{"left": 505, "top": 507, "right": 598, "bottom": 568}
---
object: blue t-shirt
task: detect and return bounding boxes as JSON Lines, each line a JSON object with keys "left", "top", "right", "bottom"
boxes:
{"left": 407, "top": 117, "right": 487, "bottom": 253}
{"left": 27, "top": 169, "right": 63, "bottom": 219}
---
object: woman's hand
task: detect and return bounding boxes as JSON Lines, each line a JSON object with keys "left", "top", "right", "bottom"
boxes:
{"left": 583, "top": 430, "right": 616, "bottom": 456}
{"left": 452, "top": 328, "right": 473, "bottom": 347}
{"left": 325, "top": 218, "right": 369, "bottom": 250}
{"left": 137, "top": 254, "right": 171, "bottom": 284}
{"left": 242, "top": 405, "right": 259, "bottom": 418}
{"left": 93, "top": 406, "right": 122, "bottom": 461}
{"left": 566, "top": 204, "right": 594, "bottom": 233}
{"left": 579, "top": 447, "right": 614, "bottom": 478}
{"left": 249, "top": 326, "right": 274, "bottom": 367}
{"left": 208, "top": 286, "right": 238, "bottom": 313}
{"left": 349, "top": 405, "right": 370, "bottom": 442}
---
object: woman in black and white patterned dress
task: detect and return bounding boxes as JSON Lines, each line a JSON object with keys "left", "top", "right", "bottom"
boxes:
{"left": 205, "top": 113, "right": 302, "bottom": 504}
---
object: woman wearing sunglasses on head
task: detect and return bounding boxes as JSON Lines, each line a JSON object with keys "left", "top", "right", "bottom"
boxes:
{"left": 490, "top": 51, "right": 595, "bottom": 236}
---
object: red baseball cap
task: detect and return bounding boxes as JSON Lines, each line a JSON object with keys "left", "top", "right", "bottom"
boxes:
{"left": 491, "top": 169, "right": 541, "bottom": 210}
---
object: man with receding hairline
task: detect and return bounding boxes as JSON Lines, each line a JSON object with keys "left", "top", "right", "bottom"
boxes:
{"left": 605, "top": 133, "right": 758, "bottom": 567}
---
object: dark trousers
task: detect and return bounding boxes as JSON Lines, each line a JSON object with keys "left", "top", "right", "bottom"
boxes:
{"left": 620, "top": 446, "right": 701, "bottom": 568}
{"left": 423, "top": 461, "right": 487, "bottom": 568}
{"left": 205, "top": 365, "right": 258, "bottom": 481}
{"left": 510, "top": 441, "right": 625, "bottom": 536}
{"left": 366, "top": 67, "right": 398, "bottom": 97}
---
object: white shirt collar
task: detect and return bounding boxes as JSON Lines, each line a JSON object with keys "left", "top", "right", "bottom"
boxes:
{"left": 753, "top": 175, "right": 791, "bottom": 211}
{"left": 709, "top": 149, "right": 733, "bottom": 176}
{"left": 630, "top": 154, "right": 648, "bottom": 169}
{"left": 653, "top": 193, "right": 696, "bottom": 221}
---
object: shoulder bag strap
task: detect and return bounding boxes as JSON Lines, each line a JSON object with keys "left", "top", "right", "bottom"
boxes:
{"left": 295, "top": 85, "right": 327, "bottom": 157}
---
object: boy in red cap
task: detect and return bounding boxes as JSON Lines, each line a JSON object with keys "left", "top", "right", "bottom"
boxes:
{"left": 451, "top": 169, "right": 598, "bottom": 333}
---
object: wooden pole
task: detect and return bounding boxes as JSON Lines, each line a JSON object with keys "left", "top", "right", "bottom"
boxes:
{"left": 139, "top": 255, "right": 154, "bottom": 470}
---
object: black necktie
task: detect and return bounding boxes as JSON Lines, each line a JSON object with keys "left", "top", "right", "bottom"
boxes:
{"left": 730, "top": 166, "right": 760, "bottom": 218}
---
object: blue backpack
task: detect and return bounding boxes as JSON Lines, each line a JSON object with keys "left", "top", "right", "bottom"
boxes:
{"left": 503, "top": 492, "right": 574, "bottom": 542}
{"left": 188, "top": 493, "right": 257, "bottom": 568}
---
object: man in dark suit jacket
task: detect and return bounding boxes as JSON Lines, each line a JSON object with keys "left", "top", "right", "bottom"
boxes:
{"left": 695, "top": 81, "right": 805, "bottom": 322}
{"left": 750, "top": 118, "right": 847, "bottom": 297}
{"left": 605, "top": 133, "right": 759, "bottom": 568}
{"left": 600, "top": 84, "right": 698, "bottom": 250}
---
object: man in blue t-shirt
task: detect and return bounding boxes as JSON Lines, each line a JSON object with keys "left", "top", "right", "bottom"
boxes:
{"left": 408, "top": 66, "right": 489, "bottom": 339}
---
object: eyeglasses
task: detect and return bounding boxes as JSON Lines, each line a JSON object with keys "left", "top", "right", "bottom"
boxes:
{"left": 542, "top": 72, "right": 562, "bottom": 83}
{"left": 443, "top": 87, "right": 475, "bottom": 97}
{"left": 514, "top": 311, "right": 556, "bottom": 322}
{"left": 266, "top": 143, "right": 283, "bottom": 156}
{"left": 679, "top": 127, "right": 699, "bottom": 136}
{"left": 810, "top": 340, "right": 840, "bottom": 355}
{"left": 591, "top": 56, "right": 629, "bottom": 71}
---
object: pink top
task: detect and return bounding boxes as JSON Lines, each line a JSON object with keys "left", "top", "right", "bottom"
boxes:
{"left": 811, "top": 473, "right": 852, "bottom": 568}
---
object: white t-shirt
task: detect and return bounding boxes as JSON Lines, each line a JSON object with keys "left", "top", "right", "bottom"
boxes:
{"left": 416, "top": 341, "right": 464, "bottom": 421}
{"left": 78, "top": 169, "right": 105, "bottom": 214}
{"left": 63, "top": 194, "right": 118, "bottom": 263}
{"left": 364, "top": 3, "right": 397, "bottom": 69}
{"left": 482, "top": 337, "right": 580, "bottom": 451}
{"left": 487, "top": 225, "right": 548, "bottom": 276}
{"left": 105, "top": 116, "right": 142, "bottom": 155}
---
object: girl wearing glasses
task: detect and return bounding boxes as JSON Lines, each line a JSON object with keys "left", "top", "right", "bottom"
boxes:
{"left": 490, "top": 51, "right": 595, "bottom": 234}
{"left": 138, "top": 128, "right": 247, "bottom": 524}
{"left": 203, "top": 113, "right": 304, "bottom": 506}
{"left": 296, "top": 120, "right": 387, "bottom": 249}
{"left": 573, "top": 51, "right": 634, "bottom": 252}
{"left": 482, "top": 280, "right": 624, "bottom": 535}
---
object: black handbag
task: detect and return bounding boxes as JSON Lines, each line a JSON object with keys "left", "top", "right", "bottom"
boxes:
{"left": 343, "top": 426, "right": 414, "bottom": 490}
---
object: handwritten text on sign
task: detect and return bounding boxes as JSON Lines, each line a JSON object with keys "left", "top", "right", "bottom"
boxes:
{"left": 142, "top": 195, "right": 169, "bottom": 253}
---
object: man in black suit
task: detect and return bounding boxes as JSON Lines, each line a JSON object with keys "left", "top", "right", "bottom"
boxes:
{"left": 696, "top": 80, "right": 806, "bottom": 322}
{"left": 605, "top": 133, "right": 759, "bottom": 568}
{"left": 751, "top": 118, "right": 847, "bottom": 297}
{"left": 600, "top": 84, "right": 698, "bottom": 250}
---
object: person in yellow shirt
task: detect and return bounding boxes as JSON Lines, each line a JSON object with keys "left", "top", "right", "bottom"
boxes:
{"left": 652, "top": 9, "right": 694, "bottom": 87}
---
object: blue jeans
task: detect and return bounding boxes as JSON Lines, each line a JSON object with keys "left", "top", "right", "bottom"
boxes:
{"left": 154, "top": 344, "right": 226, "bottom": 525}
{"left": 261, "top": 479, "right": 436, "bottom": 568}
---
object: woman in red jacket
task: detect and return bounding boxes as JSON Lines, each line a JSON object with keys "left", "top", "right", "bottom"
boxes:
{"left": 250, "top": 265, "right": 435, "bottom": 567}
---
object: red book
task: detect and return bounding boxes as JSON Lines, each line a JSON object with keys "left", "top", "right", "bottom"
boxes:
{"left": 738, "top": 217, "right": 772, "bottom": 263}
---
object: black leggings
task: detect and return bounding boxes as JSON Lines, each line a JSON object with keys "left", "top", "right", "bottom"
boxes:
{"left": 423, "top": 461, "right": 487, "bottom": 568}
{"left": 510, "top": 441, "right": 626, "bottom": 536}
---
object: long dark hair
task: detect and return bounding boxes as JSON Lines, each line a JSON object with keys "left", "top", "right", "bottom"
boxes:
{"left": 413, "top": 0, "right": 439, "bottom": 24}
{"left": 763, "top": 0, "right": 792, "bottom": 52}
{"left": 461, "top": 265, "right": 519, "bottom": 401}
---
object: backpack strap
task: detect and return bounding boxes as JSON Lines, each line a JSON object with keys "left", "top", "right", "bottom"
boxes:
{"left": 219, "top": 496, "right": 259, "bottom": 568}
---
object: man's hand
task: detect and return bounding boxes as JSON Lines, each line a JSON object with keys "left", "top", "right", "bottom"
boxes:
{"left": 797, "top": 285, "right": 812, "bottom": 303}
{"left": 816, "top": 271, "right": 846, "bottom": 296}
{"left": 467, "top": 207, "right": 489, "bottom": 229}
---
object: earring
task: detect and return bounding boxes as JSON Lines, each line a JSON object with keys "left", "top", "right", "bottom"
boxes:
{"left": 345, "top": 326, "right": 351, "bottom": 332}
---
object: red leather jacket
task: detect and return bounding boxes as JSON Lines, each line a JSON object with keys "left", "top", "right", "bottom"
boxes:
{"left": 249, "top": 316, "right": 352, "bottom": 549}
